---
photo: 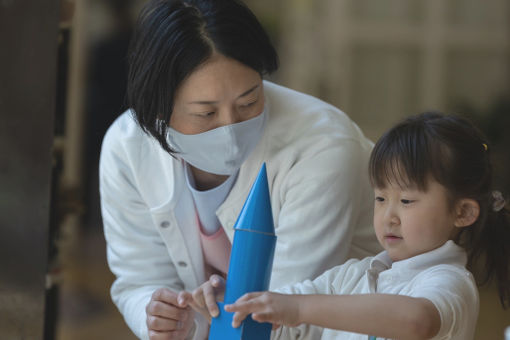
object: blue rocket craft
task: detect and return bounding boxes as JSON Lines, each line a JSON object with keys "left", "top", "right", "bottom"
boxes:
{"left": 209, "top": 163, "right": 277, "bottom": 340}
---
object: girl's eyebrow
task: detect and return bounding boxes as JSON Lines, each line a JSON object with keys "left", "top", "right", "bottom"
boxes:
{"left": 187, "top": 84, "right": 260, "bottom": 105}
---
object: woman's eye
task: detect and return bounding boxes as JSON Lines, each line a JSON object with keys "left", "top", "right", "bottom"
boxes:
{"left": 375, "top": 196, "right": 385, "bottom": 202}
{"left": 241, "top": 100, "right": 257, "bottom": 108}
{"left": 401, "top": 199, "right": 414, "bottom": 204}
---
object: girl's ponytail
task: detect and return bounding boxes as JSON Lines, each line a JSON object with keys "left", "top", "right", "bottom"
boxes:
{"left": 464, "top": 190, "right": 510, "bottom": 309}
{"left": 471, "top": 196, "right": 510, "bottom": 309}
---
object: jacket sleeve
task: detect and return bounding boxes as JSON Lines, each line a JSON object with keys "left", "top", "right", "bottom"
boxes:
{"left": 265, "top": 136, "right": 373, "bottom": 339}
{"left": 270, "top": 137, "right": 373, "bottom": 288}
{"left": 99, "top": 128, "right": 185, "bottom": 340}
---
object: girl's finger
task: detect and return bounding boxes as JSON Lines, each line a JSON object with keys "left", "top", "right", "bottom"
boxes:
{"left": 232, "top": 311, "right": 251, "bottom": 328}
{"left": 271, "top": 323, "right": 281, "bottom": 330}
{"left": 252, "top": 311, "right": 276, "bottom": 324}
{"left": 224, "top": 296, "right": 259, "bottom": 312}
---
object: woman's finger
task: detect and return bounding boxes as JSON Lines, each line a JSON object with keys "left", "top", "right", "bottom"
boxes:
{"left": 191, "top": 286, "right": 206, "bottom": 309}
{"left": 210, "top": 274, "right": 226, "bottom": 289}
{"left": 147, "top": 300, "right": 189, "bottom": 320}
{"left": 146, "top": 314, "right": 183, "bottom": 332}
{"left": 177, "top": 291, "right": 192, "bottom": 307}
{"left": 151, "top": 288, "right": 180, "bottom": 305}
{"left": 148, "top": 329, "right": 186, "bottom": 340}
{"left": 203, "top": 281, "right": 220, "bottom": 317}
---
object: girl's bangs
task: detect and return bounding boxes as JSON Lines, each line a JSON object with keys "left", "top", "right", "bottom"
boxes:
{"left": 369, "top": 126, "right": 432, "bottom": 191}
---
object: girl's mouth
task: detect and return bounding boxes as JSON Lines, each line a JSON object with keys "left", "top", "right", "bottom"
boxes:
{"left": 384, "top": 235, "right": 403, "bottom": 243}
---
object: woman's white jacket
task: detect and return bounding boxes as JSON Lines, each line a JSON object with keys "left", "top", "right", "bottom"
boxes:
{"left": 99, "top": 81, "right": 382, "bottom": 339}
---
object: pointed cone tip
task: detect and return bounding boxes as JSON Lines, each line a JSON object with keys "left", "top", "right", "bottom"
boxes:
{"left": 234, "top": 163, "right": 274, "bottom": 234}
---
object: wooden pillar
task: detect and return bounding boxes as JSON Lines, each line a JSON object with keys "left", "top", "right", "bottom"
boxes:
{"left": 0, "top": 0, "right": 59, "bottom": 339}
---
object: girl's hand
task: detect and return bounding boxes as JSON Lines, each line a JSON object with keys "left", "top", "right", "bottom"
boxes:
{"left": 145, "top": 288, "right": 195, "bottom": 340}
{"left": 180, "top": 274, "right": 226, "bottom": 323}
{"left": 224, "top": 292, "right": 301, "bottom": 329}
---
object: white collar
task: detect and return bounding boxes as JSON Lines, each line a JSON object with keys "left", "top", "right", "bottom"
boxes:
{"left": 369, "top": 240, "right": 468, "bottom": 274}
{"left": 184, "top": 161, "right": 238, "bottom": 196}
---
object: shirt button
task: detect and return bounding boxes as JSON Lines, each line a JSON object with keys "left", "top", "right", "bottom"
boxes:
{"left": 178, "top": 261, "right": 187, "bottom": 268}
{"left": 160, "top": 221, "right": 170, "bottom": 228}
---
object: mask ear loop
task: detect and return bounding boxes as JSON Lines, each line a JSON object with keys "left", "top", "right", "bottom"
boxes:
{"left": 156, "top": 118, "right": 166, "bottom": 134}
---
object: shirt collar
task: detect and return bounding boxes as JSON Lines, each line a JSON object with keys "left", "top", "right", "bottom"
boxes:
{"left": 369, "top": 240, "right": 467, "bottom": 274}
{"left": 184, "top": 161, "right": 238, "bottom": 196}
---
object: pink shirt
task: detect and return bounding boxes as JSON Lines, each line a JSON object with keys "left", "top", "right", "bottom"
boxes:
{"left": 185, "top": 163, "right": 236, "bottom": 276}
{"left": 199, "top": 223, "right": 231, "bottom": 276}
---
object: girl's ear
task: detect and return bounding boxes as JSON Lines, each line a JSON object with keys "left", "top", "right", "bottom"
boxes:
{"left": 454, "top": 199, "right": 480, "bottom": 228}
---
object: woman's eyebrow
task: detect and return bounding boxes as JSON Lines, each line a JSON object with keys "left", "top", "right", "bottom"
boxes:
{"left": 237, "top": 84, "right": 260, "bottom": 98}
{"left": 187, "top": 84, "right": 260, "bottom": 105}
{"left": 188, "top": 99, "right": 218, "bottom": 105}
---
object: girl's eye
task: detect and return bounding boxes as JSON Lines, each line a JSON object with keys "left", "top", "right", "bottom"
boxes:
{"left": 401, "top": 199, "right": 414, "bottom": 204}
{"left": 197, "top": 111, "right": 215, "bottom": 117}
{"left": 375, "top": 196, "right": 385, "bottom": 202}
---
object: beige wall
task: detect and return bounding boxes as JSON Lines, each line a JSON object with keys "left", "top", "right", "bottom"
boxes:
{"left": 248, "top": 0, "right": 510, "bottom": 141}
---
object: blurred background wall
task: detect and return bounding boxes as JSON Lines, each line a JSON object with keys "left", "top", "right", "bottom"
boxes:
{"left": 1, "top": 0, "right": 508, "bottom": 339}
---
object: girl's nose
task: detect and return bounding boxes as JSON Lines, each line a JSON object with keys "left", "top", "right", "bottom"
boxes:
{"left": 383, "top": 206, "right": 400, "bottom": 227}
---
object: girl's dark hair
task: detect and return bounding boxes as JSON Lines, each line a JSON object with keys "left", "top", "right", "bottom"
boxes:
{"left": 127, "top": 0, "right": 279, "bottom": 153}
{"left": 369, "top": 111, "right": 510, "bottom": 308}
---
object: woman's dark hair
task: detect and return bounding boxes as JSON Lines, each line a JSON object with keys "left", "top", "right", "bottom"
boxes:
{"left": 127, "top": 0, "right": 279, "bottom": 153}
{"left": 369, "top": 111, "right": 510, "bottom": 308}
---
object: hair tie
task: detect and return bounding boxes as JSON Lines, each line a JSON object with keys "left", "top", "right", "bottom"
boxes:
{"left": 492, "top": 191, "right": 506, "bottom": 212}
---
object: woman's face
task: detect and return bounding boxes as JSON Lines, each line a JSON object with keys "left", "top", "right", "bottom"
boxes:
{"left": 170, "top": 53, "right": 265, "bottom": 135}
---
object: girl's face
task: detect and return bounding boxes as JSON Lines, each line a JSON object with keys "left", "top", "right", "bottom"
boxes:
{"left": 170, "top": 53, "right": 265, "bottom": 135}
{"left": 373, "top": 178, "right": 460, "bottom": 262}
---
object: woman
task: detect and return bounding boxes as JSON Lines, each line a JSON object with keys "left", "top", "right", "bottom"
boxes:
{"left": 99, "top": 0, "right": 381, "bottom": 339}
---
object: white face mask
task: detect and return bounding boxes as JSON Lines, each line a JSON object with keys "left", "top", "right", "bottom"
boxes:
{"left": 166, "top": 109, "right": 267, "bottom": 175}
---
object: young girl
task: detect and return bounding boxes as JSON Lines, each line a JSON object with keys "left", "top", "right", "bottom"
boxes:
{"left": 183, "top": 112, "right": 510, "bottom": 339}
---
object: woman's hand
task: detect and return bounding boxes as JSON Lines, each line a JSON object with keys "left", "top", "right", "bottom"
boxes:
{"left": 180, "top": 274, "right": 226, "bottom": 323}
{"left": 145, "top": 288, "right": 195, "bottom": 340}
{"left": 224, "top": 291, "right": 301, "bottom": 329}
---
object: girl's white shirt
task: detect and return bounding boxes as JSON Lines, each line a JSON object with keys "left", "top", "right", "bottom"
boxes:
{"left": 274, "top": 240, "right": 479, "bottom": 340}
{"left": 99, "top": 81, "right": 382, "bottom": 340}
